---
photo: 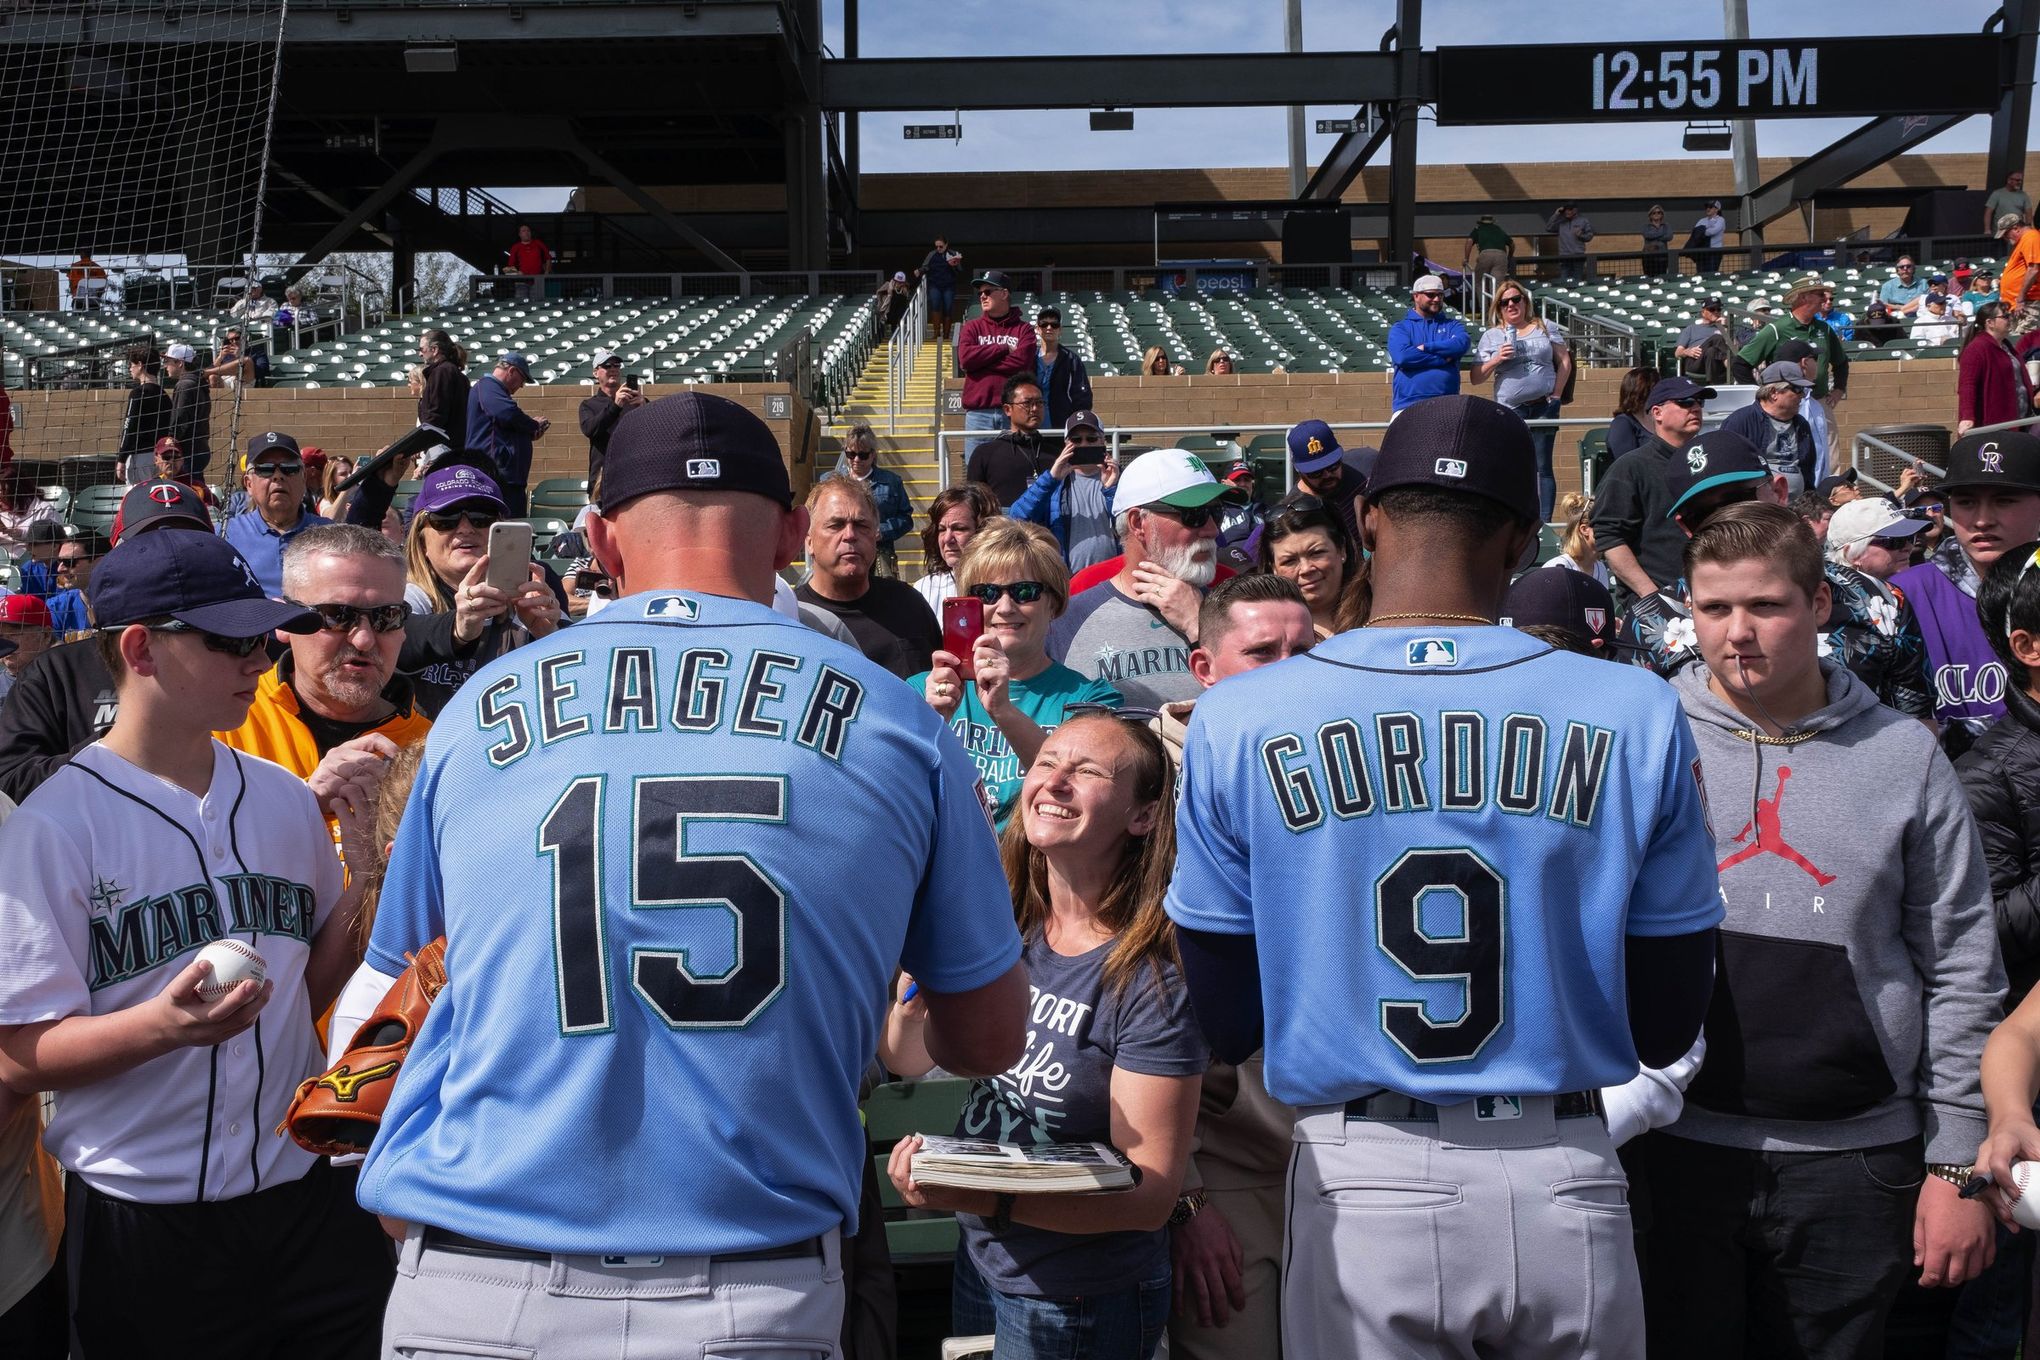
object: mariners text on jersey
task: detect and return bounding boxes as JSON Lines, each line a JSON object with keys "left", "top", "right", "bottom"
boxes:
{"left": 88, "top": 872, "right": 315, "bottom": 989}
{"left": 1259, "top": 710, "right": 1613, "bottom": 834}
{"left": 472, "top": 640, "right": 867, "bottom": 767}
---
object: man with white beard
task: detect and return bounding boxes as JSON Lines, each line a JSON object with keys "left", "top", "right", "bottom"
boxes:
{"left": 1047, "top": 448, "right": 1231, "bottom": 708}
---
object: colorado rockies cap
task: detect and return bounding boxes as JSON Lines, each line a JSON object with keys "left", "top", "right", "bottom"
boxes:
{"left": 113, "top": 480, "right": 212, "bottom": 544}
{"left": 1364, "top": 394, "right": 1539, "bottom": 523}
{"left": 1940, "top": 430, "right": 2040, "bottom": 494}
{"left": 411, "top": 462, "right": 506, "bottom": 517}
{"left": 1664, "top": 430, "right": 1768, "bottom": 518}
{"left": 596, "top": 390, "right": 792, "bottom": 514}
{"left": 1287, "top": 419, "right": 1344, "bottom": 475}
{"left": 91, "top": 530, "right": 320, "bottom": 637}
{"left": 1502, "top": 567, "right": 1619, "bottom": 654}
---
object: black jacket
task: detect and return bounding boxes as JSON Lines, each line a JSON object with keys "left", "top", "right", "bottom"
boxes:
{"left": 579, "top": 390, "right": 624, "bottom": 488}
{"left": 168, "top": 372, "right": 211, "bottom": 472}
{"left": 965, "top": 429, "right": 1059, "bottom": 506}
{"left": 0, "top": 613, "right": 477, "bottom": 802}
{"left": 1040, "top": 348, "right": 1095, "bottom": 428}
{"left": 1957, "top": 683, "right": 2040, "bottom": 1003}
{"left": 418, "top": 356, "right": 471, "bottom": 451}
{"left": 117, "top": 380, "right": 172, "bottom": 480}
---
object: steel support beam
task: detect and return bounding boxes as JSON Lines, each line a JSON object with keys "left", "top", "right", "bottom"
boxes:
{"left": 820, "top": 52, "right": 1420, "bottom": 111}
{"left": 1742, "top": 112, "right": 1971, "bottom": 234}
{"left": 1300, "top": 109, "right": 1392, "bottom": 202}
{"left": 1989, "top": 0, "right": 2040, "bottom": 189}
{"left": 1387, "top": 0, "right": 1423, "bottom": 271}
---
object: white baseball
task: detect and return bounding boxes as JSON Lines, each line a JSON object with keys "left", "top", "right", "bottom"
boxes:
{"left": 2013, "top": 1163, "right": 2040, "bottom": 1231}
{"left": 194, "top": 940, "right": 267, "bottom": 999}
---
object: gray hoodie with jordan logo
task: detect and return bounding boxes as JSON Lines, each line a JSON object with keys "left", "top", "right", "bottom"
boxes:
{"left": 1667, "top": 661, "right": 2005, "bottom": 1162}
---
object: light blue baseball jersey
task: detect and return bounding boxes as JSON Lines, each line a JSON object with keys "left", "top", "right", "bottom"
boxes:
{"left": 1165, "top": 627, "right": 1722, "bottom": 1109}
{"left": 358, "top": 590, "right": 1022, "bottom": 1255}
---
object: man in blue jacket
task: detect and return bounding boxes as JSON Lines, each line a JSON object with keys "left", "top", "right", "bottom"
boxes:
{"left": 465, "top": 350, "right": 550, "bottom": 515}
{"left": 1386, "top": 274, "right": 1469, "bottom": 413}
{"left": 1010, "top": 409, "right": 1118, "bottom": 570}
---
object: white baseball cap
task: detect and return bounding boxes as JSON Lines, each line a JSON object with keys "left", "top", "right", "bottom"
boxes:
{"left": 1413, "top": 274, "right": 1445, "bottom": 294}
{"left": 592, "top": 348, "right": 621, "bottom": 369}
{"left": 165, "top": 343, "right": 197, "bottom": 363}
{"left": 1115, "top": 448, "right": 1233, "bottom": 513}
{"left": 1825, "top": 497, "right": 1930, "bottom": 562}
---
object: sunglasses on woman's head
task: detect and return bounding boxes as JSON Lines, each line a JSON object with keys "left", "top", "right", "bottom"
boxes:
{"left": 424, "top": 508, "right": 500, "bottom": 532}
{"left": 968, "top": 581, "right": 1048, "bottom": 606}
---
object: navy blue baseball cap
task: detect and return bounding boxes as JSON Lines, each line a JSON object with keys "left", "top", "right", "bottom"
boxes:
{"left": 499, "top": 351, "right": 533, "bottom": 379}
{"left": 1365, "top": 394, "right": 1539, "bottom": 523}
{"left": 597, "top": 390, "right": 792, "bottom": 514}
{"left": 1504, "top": 567, "right": 1620, "bottom": 654}
{"left": 1287, "top": 419, "right": 1344, "bottom": 475}
{"left": 1648, "top": 376, "right": 1717, "bottom": 409}
{"left": 90, "top": 531, "right": 320, "bottom": 637}
{"left": 1664, "top": 431, "right": 1769, "bottom": 518}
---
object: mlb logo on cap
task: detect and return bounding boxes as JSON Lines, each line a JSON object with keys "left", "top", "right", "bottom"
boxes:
{"left": 686, "top": 458, "right": 721, "bottom": 479}
{"left": 1435, "top": 458, "right": 1468, "bottom": 479}
{"left": 1407, "top": 638, "right": 1459, "bottom": 667}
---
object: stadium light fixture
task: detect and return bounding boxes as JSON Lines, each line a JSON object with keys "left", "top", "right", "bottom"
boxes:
{"left": 1090, "top": 108, "right": 1134, "bottom": 132}
{"left": 404, "top": 42, "right": 459, "bottom": 74}
{"left": 1682, "top": 121, "right": 1733, "bottom": 152}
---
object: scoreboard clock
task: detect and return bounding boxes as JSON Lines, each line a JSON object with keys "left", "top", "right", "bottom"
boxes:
{"left": 1437, "top": 36, "right": 1999, "bottom": 124}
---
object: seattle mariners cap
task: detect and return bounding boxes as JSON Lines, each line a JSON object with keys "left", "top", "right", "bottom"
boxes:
{"left": 0, "top": 594, "right": 53, "bottom": 628}
{"left": 1647, "top": 375, "right": 1716, "bottom": 409}
{"left": 1502, "top": 568, "right": 1619, "bottom": 655}
{"left": 1065, "top": 409, "right": 1103, "bottom": 435}
{"left": 245, "top": 430, "right": 301, "bottom": 463}
{"left": 1664, "top": 431, "right": 1768, "bottom": 518}
{"left": 1940, "top": 430, "right": 2040, "bottom": 494}
{"left": 1287, "top": 419, "right": 1344, "bottom": 475}
{"left": 1757, "top": 360, "right": 1811, "bottom": 390}
{"left": 596, "top": 390, "right": 792, "bottom": 514}
{"left": 412, "top": 462, "right": 507, "bottom": 517}
{"left": 499, "top": 350, "right": 533, "bottom": 379}
{"left": 91, "top": 531, "right": 320, "bottom": 638}
{"left": 113, "top": 480, "right": 212, "bottom": 544}
{"left": 164, "top": 342, "right": 197, "bottom": 364}
{"left": 592, "top": 348, "right": 621, "bottom": 369}
{"left": 971, "top": 269, "right": 1013, "bottom": 291}
{"left": 1115, "top": 447, "right": 1233, "bottom": 513}
{"left": 1365, "top": 394, "right": 1539, "bottom": 523}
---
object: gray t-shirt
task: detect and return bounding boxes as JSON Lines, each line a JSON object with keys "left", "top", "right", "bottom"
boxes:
{"left": 1063, "top": 474, "right": 1117, "bottom": 573}
{"left": 956, "top": 930, "right": 1208, "bottom": 1297}
{"left": 1047, "top": 582, "right": 1201, "bottom": 709}
{"left": 1477, "top": 323, "right": 1569, "bottom": 409}
{"left": 1759, "top": 414, "right": 1806, "bottom": 495}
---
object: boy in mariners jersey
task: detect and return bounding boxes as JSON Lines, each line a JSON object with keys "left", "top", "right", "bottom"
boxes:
{"left": 0, "top": 530, "right": 391, "bottom": 1358}
{"left": 1640, "top": 501, "right": 2004, "bottom": 1359}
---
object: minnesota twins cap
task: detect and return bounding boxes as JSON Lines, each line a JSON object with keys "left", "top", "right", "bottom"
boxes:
{"left": 1287, "top": 419, "right": 1344, "bottom": 475}
{"left": 1665, "top": 431, "right": 1768, "bottom": 518}
{"left": 1503, "top": 567, "right": 1619, "bottom": 654}
{"left": 596, "top": 390, "right": 792, "bottom": 514}
{"left": 113, "top": 479, "right": 212, "bottom": 544}
{"left": 245, "top": 429, "right": 300, "bottom": 463}
{"left": 91, "top": 530, "right": 320, "bottom": 637}
{"left": 1940, "top": 430, "right": 2040, "bottom": 494}
{"left": 1365, "top": 394, "right": 1539, "bottom": 523}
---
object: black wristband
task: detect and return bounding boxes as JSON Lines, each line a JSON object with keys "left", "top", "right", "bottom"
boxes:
{"left": 991, "top": 1192, "right": 1016, "bottom": 1231}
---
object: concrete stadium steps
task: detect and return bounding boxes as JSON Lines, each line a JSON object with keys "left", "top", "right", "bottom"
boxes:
{"left": 821, "top": 339, "right": 943, "bottom": 578}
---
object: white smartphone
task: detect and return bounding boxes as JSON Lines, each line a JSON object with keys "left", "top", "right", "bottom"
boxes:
{"left": 484, "top": 520, "right": 535, "bottom": 595}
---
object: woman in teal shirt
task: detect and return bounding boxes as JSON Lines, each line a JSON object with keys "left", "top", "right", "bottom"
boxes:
{"left": 912, "top": 519, "right": 1121, "bottom": 827}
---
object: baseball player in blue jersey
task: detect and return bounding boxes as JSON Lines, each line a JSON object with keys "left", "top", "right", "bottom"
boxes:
{"left": 1163, "top": 395, "right": 1724, "bottom": 1359}
{"left": 353, "top": 392, "right": 1028, "bottom": 1357}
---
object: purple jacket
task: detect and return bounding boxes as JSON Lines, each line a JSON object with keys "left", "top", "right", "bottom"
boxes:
{"left": 1892, "top": 557, "right": 2006, "bottom": 732}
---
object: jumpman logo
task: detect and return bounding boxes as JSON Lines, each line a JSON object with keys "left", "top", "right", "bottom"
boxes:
{"left": 1717, "top": 766, "right": 1835, "bottom": 887}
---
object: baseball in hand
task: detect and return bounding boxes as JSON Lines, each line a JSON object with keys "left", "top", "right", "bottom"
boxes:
{"left": 2012, "top": 1163, "right": 2040, "bottom": 1231}
{"left": 195, "top": 941, "right": 267, "bottom": 999}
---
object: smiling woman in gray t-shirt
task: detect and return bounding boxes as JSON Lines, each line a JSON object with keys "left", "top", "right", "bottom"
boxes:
{"left": 882, "top": 714, "right": 1207, "bottom": 1359}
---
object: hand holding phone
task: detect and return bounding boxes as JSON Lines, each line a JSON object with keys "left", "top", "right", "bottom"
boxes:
{"left": 941, "top": 597, "right": 984, "bottom": 680}
{"left": 484, "top": 520, "right": 535, "bottom": 596}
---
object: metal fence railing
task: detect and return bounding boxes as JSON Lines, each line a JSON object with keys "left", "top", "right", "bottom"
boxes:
{"left": 887, "top": 280, "right": 929, "bottom": 435}
{"left": 1849, "top": 413, "right": 2039, "bottom": 495}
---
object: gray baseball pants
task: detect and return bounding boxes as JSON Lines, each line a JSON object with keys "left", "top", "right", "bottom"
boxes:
{"left": 1283, "top": 1094, "right": 1642, "bottom": 1359}
{"left": 381, "top": 1224, "right": 844, "bottom": 1360}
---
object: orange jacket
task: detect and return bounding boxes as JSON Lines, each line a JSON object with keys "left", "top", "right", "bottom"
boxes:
{"left": 2003, "top": 229, "right": 2040, "bottom": 306}
{"left": 216, "top": 660, "right": 432, "bottom": 818}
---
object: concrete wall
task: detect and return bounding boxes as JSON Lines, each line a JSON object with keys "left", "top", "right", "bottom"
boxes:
{"left": 10, "top": 381, "right": 821, "bottom": 498}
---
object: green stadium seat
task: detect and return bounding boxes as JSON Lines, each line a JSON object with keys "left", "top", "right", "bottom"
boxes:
{"left": 1577, "top": 427, "right": 1614, "bottom": 492}
{"left": 391, "top": 480, "right": 423, "bottom": 517}
{"left": 529, "top": 477, "right": 591, "bottom": 521}
{"left": 863, "top": 1077, "right": 973, "bottom": 1264}
{"left": 69, "top": 484, "right": 126, "bottom": 534}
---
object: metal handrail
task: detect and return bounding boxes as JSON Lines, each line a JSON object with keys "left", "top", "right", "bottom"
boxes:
{"left": 888, "top": 280, "right": 929, "bottom": 435}
{"left": 936, "top": 416, "right": 1617, "bottom": 501}
{"left": 1848, "top": 413, "right": 2040, "bottom": 494}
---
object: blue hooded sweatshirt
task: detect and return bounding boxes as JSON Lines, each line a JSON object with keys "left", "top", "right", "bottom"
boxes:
{"left": 1386, "top": 308, "right": 1471, "bottom": 410}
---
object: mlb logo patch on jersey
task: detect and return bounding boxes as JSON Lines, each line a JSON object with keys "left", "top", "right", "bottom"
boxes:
{"left": 1475, "top": 1095, "right": 1523, "bottom": 1122}
{"left": 1434, "top": 457, "right": 1468, "bottom": 479}
{"left": 686, "top": 458, "right": 722, "bottom": 479}
{"left": 645, "top": 594, "right": 701, "bottom": 621}
{"left": 1406, "top": 638, "right": 1458, "bottom": 668}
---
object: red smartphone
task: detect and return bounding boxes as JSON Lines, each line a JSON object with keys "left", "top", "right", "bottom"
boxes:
{"left": 941, "top": 597, "right": 984, "bottom": 680}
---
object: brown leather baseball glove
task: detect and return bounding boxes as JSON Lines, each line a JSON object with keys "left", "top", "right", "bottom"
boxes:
{"left": 281, "top": 937, "right": 446, "bottom": 1156}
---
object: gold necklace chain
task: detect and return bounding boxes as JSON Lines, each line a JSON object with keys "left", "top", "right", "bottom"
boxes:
{"left": 1730, "top": 727, "right": 1822, "bottom": 746}
{"left": 1366, "top": 612, "right": 1494, "bottom": 626}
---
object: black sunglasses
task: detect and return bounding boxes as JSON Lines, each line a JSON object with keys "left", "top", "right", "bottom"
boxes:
{"left": 844, "top": 447, "right": 875, "bottom": 458}
{"left": 1869, "top": 533, "right": 1922, "bottom": 550}
{"left": 968, "top": 581, "right": 1048, "bottom": 606}
{"left": 147, "top": 622, "right": 268, "bottom": 657}
{"left": 294, "top": 600, "right": 411, "bottom": 634}
{"left": 250, "top": 462, "right": 302, "bottom": 478}
{"left": 424, "top": 508, "right": 501, "bottom": 532}
{"left": 1144, "top": 503, "right": 1216, "bottom": 529}
{"left": 1669, "top": 397, "right": 1706, "bottom": 410}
